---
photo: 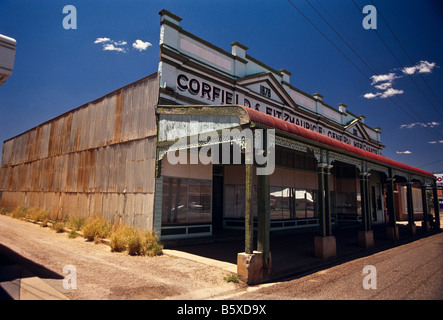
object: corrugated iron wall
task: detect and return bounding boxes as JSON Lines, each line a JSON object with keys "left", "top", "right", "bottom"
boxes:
{"left": 0, "top": 73, "right": 159, "bottom": 230}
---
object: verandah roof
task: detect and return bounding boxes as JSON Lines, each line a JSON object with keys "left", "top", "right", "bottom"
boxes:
{"left": 243, "top": 106, "right": 434, "bottom": 180}
{"left": 156, "top": 104, "right": 435, "bottom": 180}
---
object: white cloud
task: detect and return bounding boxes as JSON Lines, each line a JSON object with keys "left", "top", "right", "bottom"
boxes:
{"left": 363, "top": 61, "right": 437, "bottom": 100}
{"left": 428, "top": 140, "right": 443, "bottom": 144}
{"left": 94, "top": 37, "right": 128, "bottom": 53}
{"left": 402, "top": 60, "right": 437, "bottom": 75}
{"left": 396, "top": 150, "right": 412, "bottom": 154}
{"left": 94, "top": 37, "right": 111, "bottom": 44}
{"left": 402, "top": 66, "right": 416, "bottom": 75}
{"left": 103, "top": 43, "right": 127, "bottom": 53}
{"left": 364, "top": 72, "right": 403, "bottom": 99}
{"left": 380, "top": 88, "right": 404, "bottom": 98}
{"left": 113, "top": 40, "right": 127, "bottom": 46}
{"left": 364, "top": 88, "right": 403, "bottom": 99}
{"left": 374, "top": 82, "right": 392, "bottom": 90}
{"left": 132, "top": 40, "right": 152, "bottom": 52}
{"left": 363, "top": 92, "right": 381, "bottom": 99}
{"left": 425, "top": 121, "right": 440, "bottom": 127}
{"left": 400, "top": 122, "right": 440, "bottom": 129}
{"left": 370, "top": 73, "right": 398, "bottom": 85}
{"left": 94, "top": 37, "right": 152, "bottom": 53}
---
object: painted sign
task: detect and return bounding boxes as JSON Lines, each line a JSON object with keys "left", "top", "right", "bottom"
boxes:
{"left": 173, "top": 71, "right": 380, "bottom": 154}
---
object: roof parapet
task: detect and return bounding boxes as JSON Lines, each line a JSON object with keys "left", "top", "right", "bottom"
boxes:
{"left": 231, "top": 41, "right": 248, "bottom": 59}
{"left": 313, "top": 93, "right": 323, "bottom": 101}
{"left": 159, "top": 9, "right": 182, "bottom": 26}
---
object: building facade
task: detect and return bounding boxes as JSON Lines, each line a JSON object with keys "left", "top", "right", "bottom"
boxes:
{"left": 1, "top": 74, "right": 160, "bottom": 230}
{"left": 0, "top": 34, "right": 16, "bottom": 86}
{"left": 0, "top": 9, "right": 440, "bottom": 284}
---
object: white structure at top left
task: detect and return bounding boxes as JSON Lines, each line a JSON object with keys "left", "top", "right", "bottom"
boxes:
{"left": 0, "top": 34, "right": 16, "bottom": 86}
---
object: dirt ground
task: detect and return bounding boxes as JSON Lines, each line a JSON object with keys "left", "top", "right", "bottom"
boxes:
{"left": 0, "top": 214, "right": 246, "bottom": 300}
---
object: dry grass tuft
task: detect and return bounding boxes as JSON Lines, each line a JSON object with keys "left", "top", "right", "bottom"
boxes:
{"left": 110, "top": 225, "right": 163, "bottom": 256}
{"left": 82, "top": 217, "right": 111, "bottom": 243}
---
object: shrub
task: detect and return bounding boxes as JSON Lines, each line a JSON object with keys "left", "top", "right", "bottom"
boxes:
{"left": 82, "top": 217, "right": 111, "bottom": 242}
{"left": 68, "top": 230, "right": 80, "bottom": 239}
{"left": 67, "top": 217, "right": 86, "bottom": 232}
{"left": 0, "top": 207, "right": 11, "bottom": 215}
{"left": 127, "top": 231, "right": 144, "bottom": 256}
{"left": 224, "top": 274, "right": 239, "bottom": 283}
{"left": 52, "top": 221, "right": 65, "bottom": 233}
{"left": 40, "top": 218, "right": 49, "bottom": 228}
{"left": 110, "top": 225, "right": 135, "bottom": 252}
{"left": 110, "top": 225, "right": 163, "bottom": 256}
{"left": 142, "top": 230, "right": 163, "bottom": 257}
{"left": 27, "top": 208, "right": 49, "bottom": 223}
{"left": 11, "top": 206, "right": 28, "bottom": 219}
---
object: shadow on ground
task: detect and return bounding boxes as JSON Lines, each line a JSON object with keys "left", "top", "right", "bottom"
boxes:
{"left": 162, "top": 222, "right": 441, "bottom": 283}
{"left": 0, "top": 244, "right": 64, "bottom": 300}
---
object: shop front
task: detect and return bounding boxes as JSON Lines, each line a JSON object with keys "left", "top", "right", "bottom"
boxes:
{"left": 154, "top": 10, "right": 438, "bottom": 283}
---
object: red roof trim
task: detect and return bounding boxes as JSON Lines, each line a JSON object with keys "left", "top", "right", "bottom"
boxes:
{"left": 243, "top": 107, "right": 434, "bottom": 179}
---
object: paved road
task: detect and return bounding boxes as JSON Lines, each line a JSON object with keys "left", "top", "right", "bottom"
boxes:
{"left": 221, "top": 231, "right": 443, "bottom": 300}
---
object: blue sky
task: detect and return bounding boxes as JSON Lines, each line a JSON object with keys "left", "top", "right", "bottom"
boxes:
{"left": 0, "top": 0, "right": 442, "bottom": 173}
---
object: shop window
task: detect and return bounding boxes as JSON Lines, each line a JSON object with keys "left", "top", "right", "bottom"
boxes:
{"left": 162, "top": 177, "right": 188, "bottom": 224}
{"left": 296, "top": 189, "right": 317, "bottom": 218}
{"left": 224, "top": 185, "right": 258, "bottom": 219}
{"left": 224, "top": 185, "right": 245, "bottom": 219}
{"left": 283, "top": 187, "right": 295, "bottom": 219}
{"left": 305, "top": 189, "right": 317, "bottom": 218}
{"left": 334, "top": 192, "right": 359, "bottom": 215}
{"left": 188, "top": 179, "right": 212, "bottom": 223}
{"left": 162, "top": 177, "right": 212, "bottom": 225}
{"left": 270, "top": 186, "right": 285, "bottom": 220}
{"left": 227, "top": 184, "right": 317, "bottom": 220}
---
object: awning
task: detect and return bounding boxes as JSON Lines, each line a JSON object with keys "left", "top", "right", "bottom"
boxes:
{"left": 156, "top": 104, "right": 435, "bottom": 180}
{"left": 243, "top": 106, "right": 434, "bottom": 179}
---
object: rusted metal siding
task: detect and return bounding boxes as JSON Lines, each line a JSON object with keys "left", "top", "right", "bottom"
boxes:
{"left": 0, "top": 73, "right": 159, "bottom": 230}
